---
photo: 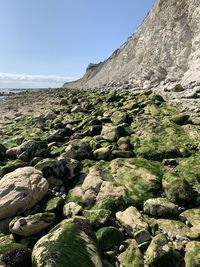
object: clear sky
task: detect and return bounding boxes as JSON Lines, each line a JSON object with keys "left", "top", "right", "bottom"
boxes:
{"left": 0, "top": 0, "right": 155, "bottom": 88}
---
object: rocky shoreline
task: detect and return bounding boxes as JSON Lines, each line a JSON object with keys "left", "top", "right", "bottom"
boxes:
{"left": 0, "top": 87, "right": 200, "bottom": 266}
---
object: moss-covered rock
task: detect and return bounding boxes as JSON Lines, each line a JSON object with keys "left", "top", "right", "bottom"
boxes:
{"left": 171, "top": 114, "right": 190, "bottom": 125}
{"left": 0, "top": 143, "right": 6, "bottom": 159}
{"left": 101, "top": 125, "right": 119, "bottom": 142}
{"left": 110, "top": 158, "right": 163, "bottom": 207}
{"left": 6, "top": 140, "right": 48, "bottom": 161}
{"left": 163, "top": 172, "right": 195, "bottom": 206}
{"left": 111, "top": 111, "right": 127, "bottom": 125}
{"left": 176, "top": 156, "right": 200, "bottom": 194}
{"left": 32, "top": 216, "right": 103, "bottom": 267}
{"left": 83, "top": 209, "right": 111, "bottom": 228}
{"left": 93, "top": 147, "right": 111, "bottom": 160}
{"left": 35, "top": 158, "right": 80, "bottom": 180}
{"left": 185, "top": 241, "right": 200, "bottom": 267}
{"left": 63, "top": 202, "right": 82, "bottom": 218}
{"left": 155, "top": 219, "right": 191, "bottom": 237}
{"left": 64, "top": 140, "right": 92, "bottom": 160}
{"left": 143, "top": 198, "right": 179, "bottom": 218}
{"left": 133, "top": 113, "right": 197, "bottom": 160}
{"left": 45, "top": 196, "right": 64, "bottom": 213}
{"left": 118, "top": 239, "right": 144, "bottom": 267}
{"left": 96, "top": 226, "right": 124, "bottom": 251}
{"left": 0, "top": 159, "right": 26, "bottom": 178}
{"left": 0, "top": 234, "right": 31, "bottom": 266}
{"left": 145, "top": 233, "right": 181, "bottom": 267}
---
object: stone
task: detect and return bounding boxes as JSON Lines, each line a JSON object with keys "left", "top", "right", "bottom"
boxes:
{"left": 32, "top": 216, "right": 103, "bottom": 267}
{"left": 163, "top": 173, "right": 195, "bottom": 206}
{"left": 110, "top": 158, "right": 163, "bottom": 206}
{"left": 6, "top": 140, "right": 48, "bottom": 161}
{"left": 101, "top": 125, "right": 119, "bottom": 142}
{"left": 0, "top": 143, "right": 6, "bottom": 159}
{"left": 45, "top": 196, "right": 64, "bottom": 213}
{"left": 0, "top": 167, "right": 49, "bottom": 219}
{"left": 0, "top": 159, "right": 26, "bottom": 178}
{"left": 143, "top": 198, "right": 179, "bottom": 217}
{"left": 118, "top": 239, "right": 144, "bottom": 267}
{"left": 64, "top": 140, "right": 92, "bottom": 160}
{"left": 9, "top": 212, "right": 55, "bottom": 236}
{"left": 156, "top": 219, "right": 191, "bottom": 238}
{"left": 96, "top": 181, "right": 127, "bottom": 211}
{"left": 0, "top": 234, "right": 32, "bottom": 266}
{"left": 134, "top": 229, "right": 151, "bottom": 245}
{"left": 44, "top": 110, "right": 57, "bottom": 120}
{"left": 83, "top": 209, "right": 111, "bottom": 228}
{"left": 81, "top": 167, "right": 103, "bottom": 205}
{"left": 35, "top": 158, "right": 79, "bottom": 180}
{"left": 185, "top": 241, "right": 200, "bottom": 267}
{"left": 180, "top": 208, "right": 200, "bottom": 226}
{"left": 63, "top": 202, "right": 82, "bottom": 218}
{"left": 111, "top": 150, "right": 134, "bottom": 158}
{"left": 116, "top": 206, "right": 148, "bottom": 236}
{"left": 96, "top": 226, "right": 124, "bottom": 251}
{"left": 111, "top": 111, "right": 127, "bottom": 124}
{"left": 171, "top": 114, "right": 190, "bottom": 125}
{"left": 93, "top": 147, "right": 111, "bottom": 160}
{"left": 145, "top": 234, "right": 181, "bottom": 267}
{"left": 172, "top": 84, "right": 184, "bottom": 92}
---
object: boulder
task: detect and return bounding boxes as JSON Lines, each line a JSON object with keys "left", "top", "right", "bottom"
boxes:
{"left": 163, "top": 173, "right": 195, "bottom": 206}
{"left": 110, "top": 158, "right": 163, "bottom": 206}
{"left": 111, "top": 111, "right": 127, "bottom": 124}
{"left": 35, "top": 158, "right": 79, "bottom": 180}
{"left": 81, "top": 167, "right": 103, "bottom": 206}
{"left": 6, "top": 140, "right": 48, "bottom": 161}
{"left": 185, "top": 241, "right": 200, "bottom": 267}
{"left": 63, "top": 202, "right": 82, "bottom": 218}
{"left": 145, "top": 234, "right": 181, "bottom": 267}
{"left": 96, "top": 181, "right": 127, "bottom": 211}
{"left": 0, "top": 143, "right": 6, "bottom": 159}
{"left": 143, "top": 198, "right": 179, "bottom": 217}
{"left": 0, "top": 234, "right": 31, "bottom": 267}
{"left": 96, "top": 226, "right": 124, "bottom": 251}
{"left": 101, "top": 125, "right": 119, "bottom": 142}
{"left": 116, "top": 206, "right": 148, "bottom": 236}
{"left": 32, "top": 216, "right": 103, "bottom": 267}
{"left": 9, "top": 212, "right": 55, "bottom": 236}
{"left": 118, "top": 239, "right": 144, "bottom": 267}
{"left": 93, "top": 147, "right": 111, "bottom": 160}
{"left": 64, "top": 140, "right": 92, "bottom": 160}
{"left": 83, "top": 209, "right": 111, "bottom": 228}
{"left": 0, "top": 167, "right": 49, "bottom": 219}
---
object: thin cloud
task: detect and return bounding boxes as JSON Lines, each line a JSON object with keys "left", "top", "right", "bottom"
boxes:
{"left": 0, "top": 72, "right": 75, "bottom": 83}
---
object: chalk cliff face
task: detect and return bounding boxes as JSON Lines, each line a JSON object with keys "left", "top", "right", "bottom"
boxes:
{"left": 64, "top": 0, "right": 200, "bottom": 90}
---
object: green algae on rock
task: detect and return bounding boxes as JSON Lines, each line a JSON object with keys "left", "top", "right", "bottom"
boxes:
{"left": 145, "top": 233, "right": 181, "bottom": 267}
{"left": 118, "top": 239, "right": 144, "bottom": 267}
{"left": 185, "top": 241, "right": 200, "bottom": 267}
{"left": 96, "top": 226, "right": 124, "bottom": 251}
{"left": 32, "top": 216, "right": 103, "bottom": 267}
{"left": 0, "top": 234, "right": 31, "bottom": 267}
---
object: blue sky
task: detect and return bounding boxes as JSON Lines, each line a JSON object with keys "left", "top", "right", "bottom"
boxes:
{"left": 0, "top": 0, "right": 155, "bottom": 88}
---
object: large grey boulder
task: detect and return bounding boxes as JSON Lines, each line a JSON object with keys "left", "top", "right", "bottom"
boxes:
{"left": 0, "top": 167, "right": 49, "bottom": 219}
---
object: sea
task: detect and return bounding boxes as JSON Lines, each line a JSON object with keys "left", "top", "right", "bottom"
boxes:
{"left": 0, "top": 88, "right": 48, "bottom": 99}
